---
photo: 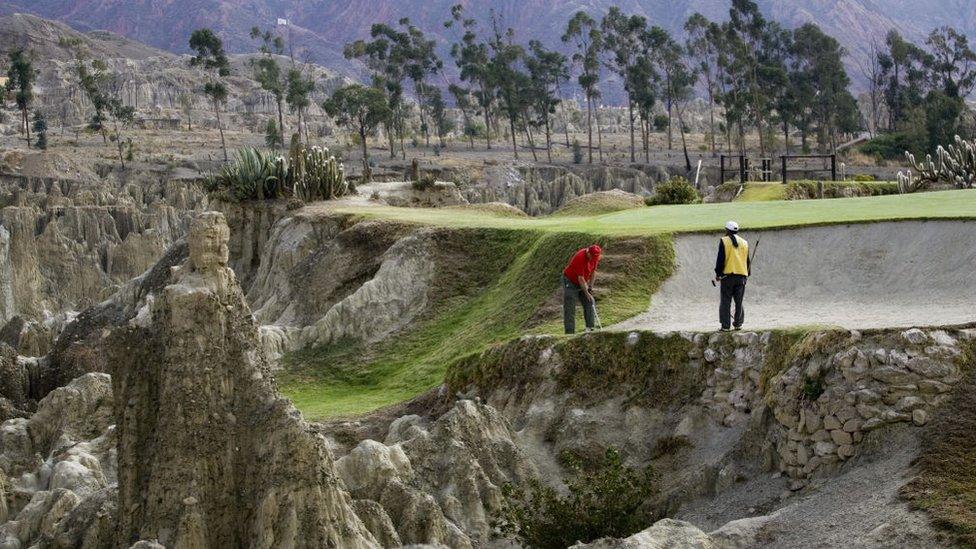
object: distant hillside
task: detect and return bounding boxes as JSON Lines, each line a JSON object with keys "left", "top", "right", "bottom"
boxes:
{"left": 0, "top": 12, "right": 169, "bottom": 61}
{"left": 3, "top": 1, "right": 976, "bottom": 95}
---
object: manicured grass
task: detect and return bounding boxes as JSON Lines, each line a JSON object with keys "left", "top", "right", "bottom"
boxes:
{"left": 278, "top": 229, "right": 675, "bottom": 419}
{"left": 737, "top": 183, "right": 786, "bottom": 202}
{"left": 335, "top": 189, "right": 976, "bottom": 236}
{"left": 281, "top": 189, "right": 976, "bottom": 419}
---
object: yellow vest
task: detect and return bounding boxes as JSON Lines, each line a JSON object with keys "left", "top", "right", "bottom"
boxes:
{"left": 722, "top": 236, "right": 749, "bottom": 276}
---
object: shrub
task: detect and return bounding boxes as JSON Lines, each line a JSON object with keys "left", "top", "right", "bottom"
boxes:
{"left": 572, "top": 139, "right": 583, "bottom": 164}
{"left": 652, "top": 114, "right": 670, "bottom": 132}
{"left": 32, "top": 111, "right": 48, "bottom": 150}
{"left": 264, "top": 119, "right": 281, "bottom": 148}
{"left": 784, "top": 180, "right": 899, "bottom": 200}
{"left": 852, "top": 173, "right": 876, "bottom": 182}
{"left": 646, "top": 176, "right": 699, "bottom": 206}
{"left": 494, "top": 447, "right": 659, "bottom": 548}
{"left": 859, "top": 132, "right": 926, "bottom": 160}
{"left": 411, "top": 173, "right": 436, "bottom": 191}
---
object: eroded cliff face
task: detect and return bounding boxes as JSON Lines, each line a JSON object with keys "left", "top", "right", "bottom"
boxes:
{"left": 0, "top": 163, "right": 207, "bottom": 327}
{"left": 0, "top": 211, "right": 549, "bottom": 548}
{"left": 104, "top": 212, "right": 376, "bottom": 548}
{"left": 462, "top": 164, "right": 688, "bottom": 216}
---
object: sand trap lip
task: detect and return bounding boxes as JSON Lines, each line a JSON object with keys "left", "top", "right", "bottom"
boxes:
{"left": 614, "top": 220, "right": 976, "bottom": 332}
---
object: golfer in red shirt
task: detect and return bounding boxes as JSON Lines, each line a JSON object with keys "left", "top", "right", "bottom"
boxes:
{"left": 562, "top": 244, "right": 602, "bottom": 334}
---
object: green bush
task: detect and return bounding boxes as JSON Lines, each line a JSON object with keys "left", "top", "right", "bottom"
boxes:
{"left": 646, "top": 176, "right": 700, "bottom": 206}
{"left": 784, "top": 180, "right": 899, "bottom": 200}
{"left": 572, "top": 139, "right": 583, "bottom": 164}
{"left": 494, "top": 447, "right": 658, "bottom": 548}
{"left": 411, "top": 173, "right": 437, "bottom": 191}
{"left": 859, "top": 132, "right": 927, "bottom": 160}
{"left": 852, "top": 173, "right": 876, "bottom": 182}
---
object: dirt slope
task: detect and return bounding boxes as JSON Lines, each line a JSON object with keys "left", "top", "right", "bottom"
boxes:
{"left": 615, "top": 220, "right": 976, "bottom": 332}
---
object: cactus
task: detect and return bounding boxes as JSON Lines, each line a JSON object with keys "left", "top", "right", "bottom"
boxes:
{"left": 289, "top": 143, "right": 347, "bottom": 201}
{"left": 896, "top": 170, "right": 925, "bottom": 194}
{"left": 205, "top": 142, "right": 346, "bottom": 202}
{"left": 905, "top": 135, "right": 976, "bottom": 189}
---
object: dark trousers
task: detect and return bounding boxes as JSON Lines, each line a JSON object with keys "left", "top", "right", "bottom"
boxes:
{"left": 562, "top": 275, "right": 595, "bottom": 334}
{"left": 719, "top": 275, "right": 747, "bottom": 329}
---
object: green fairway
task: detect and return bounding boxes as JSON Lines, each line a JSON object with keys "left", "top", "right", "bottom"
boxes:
{"left": 736, "top": 183, "right": 786, "bottom": 201}
{"left": 334, "top": 188, "right": 976, "bottom": 235}
{"left": 282, "top": 188, "right": 976, "bottom": 419}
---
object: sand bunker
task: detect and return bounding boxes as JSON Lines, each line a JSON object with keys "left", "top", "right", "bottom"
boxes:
{"left": 615, "top": 220, "right": 976, "bottom": 332}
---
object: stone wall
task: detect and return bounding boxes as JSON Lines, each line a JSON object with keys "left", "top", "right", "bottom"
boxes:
{"left": 449, "top": 325, "right": 973, "bottom": 493}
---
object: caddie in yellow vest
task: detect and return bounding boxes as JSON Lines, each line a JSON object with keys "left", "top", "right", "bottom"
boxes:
{"left": 714, "top": 220, "right": 751, "bottom": 331}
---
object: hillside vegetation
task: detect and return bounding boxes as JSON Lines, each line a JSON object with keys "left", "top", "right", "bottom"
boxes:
{"left": 278, "top": 228, "right": 674, "bottom": 418}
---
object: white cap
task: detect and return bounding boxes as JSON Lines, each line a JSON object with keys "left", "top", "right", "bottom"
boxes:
{"left": 725, "top": 220, "right": 739, "bottom": 232}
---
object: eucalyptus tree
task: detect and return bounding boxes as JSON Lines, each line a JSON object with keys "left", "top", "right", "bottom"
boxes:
{"left": 188, "top": 28, "right": 231, "bottom": 161}
{"left": 75, "top": 56, "right": 135, "bottom": 167}
{"left": 449, "top": 84, "right": 478, "bottom": 148}
{"left": 925, "top": 26, "right": 976, "bottom": 98}
{"left": 345, "top": 25, "right": 408, "bottom": 157}
{"left": 398, "top": 18, "right": 443, "bottom": 147}
{"left": 286, "top": 66, "right": 314, "bottom": 143}
{"left": 445, "top": 4, "right": 496, "bottom": 149}
{"left": 487, "top": 22, "right": 529, "bottom": 159}
{"left": 602, "top": 7, "right": 646, "bottom": 162}
{"left": 651, "top": 30, "right": 696, "bottom": 171}
{"left": 249, "top": 26, "right": 287, "bottom": 147}
{"left": 525, "top": 40, "right": 567, "bottom": 162}
{"left": 6, "top": 49, "right": 36, "bottom": 148}
{"left": 877, "top": 30, "right": 931, "bottom": 129}
{"left": 684, "top": 13, "right": 722, "bottom": 154}
{"left": 323, "top": 84, "right": 392, "bottom": 182}
{"left": 562, "top": 11, "right": 603, "bottom": 163}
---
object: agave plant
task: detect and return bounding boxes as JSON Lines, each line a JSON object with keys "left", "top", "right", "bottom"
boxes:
{"left": 205, "top": 142, "right": 347, "bottom": 203}
{"left": 906, "top": 135, "right": 976, "bottom": 189}
{"left": 207, "top": 148, "right": 287, "bottom": 201}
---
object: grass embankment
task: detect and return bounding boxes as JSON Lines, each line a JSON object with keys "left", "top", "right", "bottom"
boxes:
{"left": 334, "top": 188, "right": 976, "bottom": 235}
{"left": 278, "top": 228, "right": 675, "bottom": 419}
{"left": 901, "top": 340, "right": 976, "bottom": 546}
{"left": 281, "top": 189, "right": 976, "bottom": 418}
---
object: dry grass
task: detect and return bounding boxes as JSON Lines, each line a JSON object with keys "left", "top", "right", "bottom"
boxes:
{"left": 900, "top": 342, "right": 976, "bottom": 546}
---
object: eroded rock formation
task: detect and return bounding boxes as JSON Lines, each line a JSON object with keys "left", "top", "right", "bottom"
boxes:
{"left": 108, "top": 211, "right": 376, "bottom": 547}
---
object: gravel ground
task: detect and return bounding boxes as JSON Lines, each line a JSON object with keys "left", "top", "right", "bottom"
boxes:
{"left": 614, "top": 220, "right": 976, "bottom": 333}
{"left": 676, "top": 426, "right": 948, "bottom": 548}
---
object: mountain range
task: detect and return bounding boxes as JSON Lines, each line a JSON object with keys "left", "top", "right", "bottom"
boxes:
{"left": 3, "top": 0, "right": 976, "bottom": 94}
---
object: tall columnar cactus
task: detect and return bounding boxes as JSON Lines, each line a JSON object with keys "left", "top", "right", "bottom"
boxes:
{"left": 905, "top": 135, "right": 976, "bottom": 189}
{"left": 290, "top": 144, "right": 346, "bottom": 201}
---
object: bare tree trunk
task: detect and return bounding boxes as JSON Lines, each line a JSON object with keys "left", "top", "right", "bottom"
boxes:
{"left": 545, "top": 116, "right": 552, "bottom": 163}
{"left": 667, "top": 93, "right": 673, "bottom": 150}
{"left": 360, "top": 126, "right": 371, "bottom": 183}
{"left": 628, "top": 100, "right": 635, "bottom": 163}
{"left": 215, "top": 102, "right": 227, "bottom": 162}
{"left": 276, "top": 99, "right": 285, "bottom": 148}
{"left": 509, "top": 115, "right": 518, "bottom": 159}
{"left": 707, "top": 87, "right": 716, "bottom": 154}
{"left": 23, "top": 109, "right": 31, "bottom": 149}
{"left": 676, "top": 103, "right": 691, "bottom": 172}
{"left": 586, "top": 95, "right": 593, "bottom": 164}
{"left": 523, "top": 112, "right": 538, "bottom": 162}
{"left": 596, "top": 105, "right": 604, "bottom": 163}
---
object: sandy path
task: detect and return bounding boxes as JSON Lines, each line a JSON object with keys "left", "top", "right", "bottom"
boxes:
{"left": 614, "top": 220, "right": 976, "bottom": 332}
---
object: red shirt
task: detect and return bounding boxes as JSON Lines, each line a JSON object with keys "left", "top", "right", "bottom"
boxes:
{"left": 563, "top": 248, "right": 599, "bottom": 285}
